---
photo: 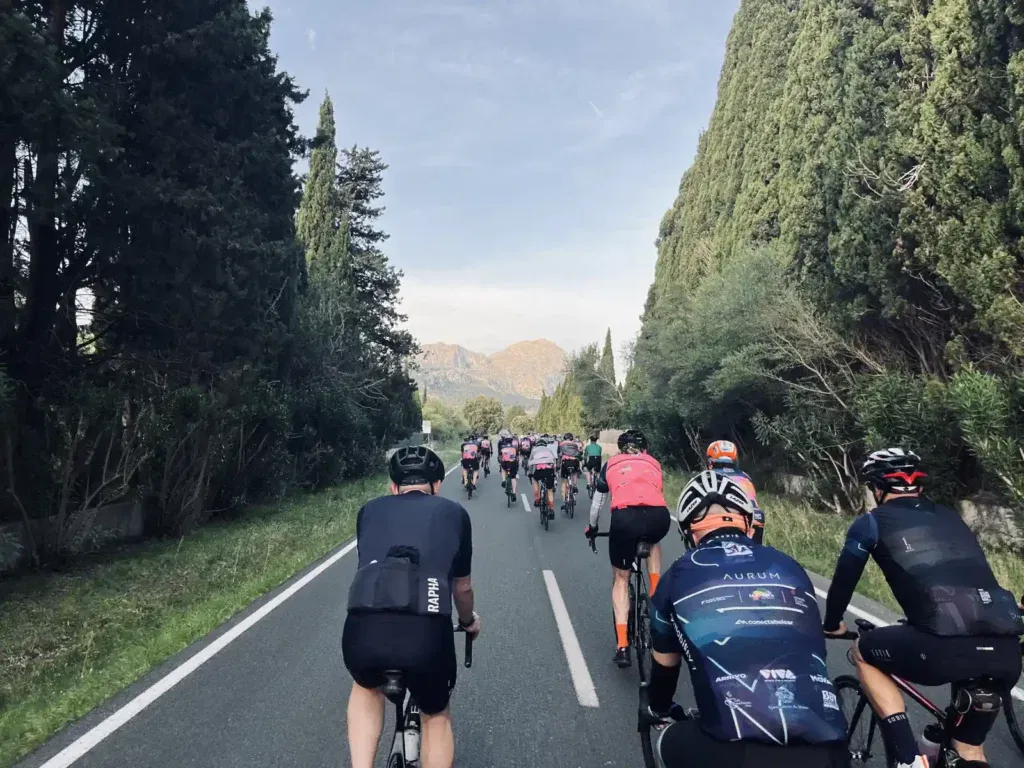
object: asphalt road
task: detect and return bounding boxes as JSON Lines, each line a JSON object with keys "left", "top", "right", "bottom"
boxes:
{"left": 20, "top": 462, "right": 1024, "bottom": 767}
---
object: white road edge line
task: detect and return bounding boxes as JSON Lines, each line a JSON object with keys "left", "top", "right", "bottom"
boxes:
{"left": 812, "top": 587, "right": 1024, "bottom": 702}
{"left": 521, "top": 493, "right": 531, "bottom": 512}
{"left": 39, "top": 537, "right": 360, "bottom": 768}
{"left": 542, "top": 570, "right": 600, "bottom": 708}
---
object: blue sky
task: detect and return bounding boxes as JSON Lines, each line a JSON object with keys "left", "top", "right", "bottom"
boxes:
{"left": 255, "top": 0, "right": 740, "bottom": 368}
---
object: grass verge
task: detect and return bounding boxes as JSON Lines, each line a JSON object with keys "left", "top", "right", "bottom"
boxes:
{"left": 0, "top": 474, "right": 391, "bottom": 768}
{"left": 665, "top": 472, "right": 1024, "bottom": 614}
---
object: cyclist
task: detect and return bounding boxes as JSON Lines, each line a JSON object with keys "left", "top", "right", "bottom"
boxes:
{"left": 343, "top": 446, "right": 481, "bottom": 768}
{"left": 527, "top": 436, "right": 558, "bottom": 515}
{"left": 583, "top": 433, "right": 603, "bottom": 489}
{"left": 518, "top": 433, "right": 533, "bottom": 477}
{"left": 498, "top": 439, "right": 519, "bottom": 496}
{"left": 585, "top": 428, "right": 672, "bottom": 667}
{"left": 557, "top": 432, "right": 582, "bottom": 511}
{"left": 479, "top": 434, "right": 492, "bottom": 474}
{"left": 459, "top": 434, "right": 480, "bottom": 489}
{"left": 823, "top": 448, "right": 1023, "bottom": 768}
{"left": 650, "top": 471, "right": 850, "bottom": 768}
{"left": 707, "top": 439, "right": 765, "bottom": 543}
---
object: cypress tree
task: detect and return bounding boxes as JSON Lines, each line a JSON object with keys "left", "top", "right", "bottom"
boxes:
{"left": 297, "top": 93, "right": 339, "bottom": 268}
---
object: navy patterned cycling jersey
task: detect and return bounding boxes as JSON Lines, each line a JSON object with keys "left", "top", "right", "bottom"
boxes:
{"left": 823, "top": 497, "right": 1023, "bottom": 637}
{"left": 651, "top": 532, "right": 847, "bottom": 747}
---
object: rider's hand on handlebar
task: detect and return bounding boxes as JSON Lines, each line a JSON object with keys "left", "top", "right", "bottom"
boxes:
{"left": 584, "top": 524, "right": 598, "bottom": 539}
{"left": 823, "top": 620, "right": 848, "bottom": 638}
{"left": 459, "top": 611, "right": 482, "bottom": 638}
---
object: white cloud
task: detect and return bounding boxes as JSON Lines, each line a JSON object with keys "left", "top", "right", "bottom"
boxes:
{"left": 398, "top": 261, "right": 652, "bottom": 375}
{"left": 306, "top": 28, "right": 316, "bottom": 50}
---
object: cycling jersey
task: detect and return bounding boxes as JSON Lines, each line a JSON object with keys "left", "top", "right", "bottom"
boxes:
{"left": 527, "top": 443, "right": 557, "bottom": 469}
{"left": 651, "top": 531, "right": 847, "bottom": 747}
{"left": 499, "top": 445, "right": 518, "bottom": 463}
{"left": 584, "top": 442, "right": 603, "bottom": 459}
{"left": 479, "top": 438, "right": 491, "bottom": 453}
{"left": 348, "top": 492, "right": 472, "bottom": 618}
{"left": 596, "top": 452, "right": 666, "bottom": 510}
{"left": 713, "top": 467, "right": 765, "bottom": 531}
{"left": 558, "top": 440, "right": 581, "bottom": 460}
{"left": 461, "top": 442, "right": 479, "bottom": 460}
{"left": 519, "top": 438, "right": 532, "bottom": 453}
{"left": 824, "top": 497, "right": 1024, "bottom": 637}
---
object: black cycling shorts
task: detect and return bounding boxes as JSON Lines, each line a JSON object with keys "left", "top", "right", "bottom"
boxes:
{"left": 461, "top": 457, "right": 480, "bottom": 471}
{"left": 658, "top": 720, "right": 850, "bottom": 768}
{"left": 560, "top": 459, "right": 581, "bottom": 478}
{"left": 857, "top": 624, "right": 1022, "bottom": 689}
{"left": 608, "top": 506, "right": 672, "bottom": 570}
{"left": 585, "top": 455, "right": 602, "bottom": 471}
{"left": 342, "top": 613, "right": 456, "bottom": 715}
{"left": 500, "top": 460, "right": 519, "bottom": 478}
{"left": 533, "top": 467, "right": 555, "bottom": 489}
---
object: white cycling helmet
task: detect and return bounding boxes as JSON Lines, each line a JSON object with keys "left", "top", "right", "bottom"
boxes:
{"left": 675, "top": 471, "right": 755, "bottom": 546}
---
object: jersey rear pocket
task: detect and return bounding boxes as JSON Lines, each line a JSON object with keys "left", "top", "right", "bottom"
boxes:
{"left": 922, "top": 585, "right": 1024, "bottom": 637}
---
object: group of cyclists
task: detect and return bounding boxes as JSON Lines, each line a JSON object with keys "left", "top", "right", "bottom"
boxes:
{"left": 343, "top": 428, "right": 1024, "bottom": 768}
{"left": 459, "top": 429, "right": 604, "bottom": 516}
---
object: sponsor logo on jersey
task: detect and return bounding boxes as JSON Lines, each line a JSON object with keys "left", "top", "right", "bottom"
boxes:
{"left": 775, "top": 686, "right": 795, "bottom": 705}
{"left": 700, "top": 595, "right": 733, "bottom": 605}
{"left": 715, "top": 673, "right": 747, "bottom": 683}
{"left": 822, "top": 690, "right": 840, "bottom": 711}
{"left": 735, "top": 618, "right": 793, "bottom": 626}
{"left": 793, "top": 594, "right": 809, "bottom": 608}
{"left": 750, "top": 589, "right": 774, "bottom": 601}
{"left": 722, "top": 541, "right": 753, "bottom": 557}
{"left": 810, "top": 674, "right": 831, "bottom": 685}
{"left": 724, "top": 693, "right": 752, "bottom": 709}
{"left": 427, "top": 577, "right": 440, "bottom": 613}
{"left": 760, "top": 669, "right": 796, "bottom": 681}
{"left": 723, "top": 572, "right": 782, "bottom": 581}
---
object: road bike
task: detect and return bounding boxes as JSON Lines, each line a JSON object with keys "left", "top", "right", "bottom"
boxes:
{"left": 586, "top": 469, "right": 597, "bottom": 499}
{"left": 563, "top": 475, "right": 577, "bottom": 519}
{"left": 538, "top": 477, "right": 552, "bottom": 530}
{"left": 589, "top": 532, "right": 658, "bottom": 766}
{"left": 504, "top": 470, "right": 517, "bottom": 507}
{"left": 1001, "top": 639, "right": 1024, "bottom": 758}
{"left": 833, "top": 617, "right": 1013, "bottom": 767}
{"left": 464, "top": 470, "right": 475, "bottom": 500}
{"left": 382, "top": 626, "right": 474, "bottom": 767}
{"left": 482, "top": 454, "right": 490, "bottom": 478}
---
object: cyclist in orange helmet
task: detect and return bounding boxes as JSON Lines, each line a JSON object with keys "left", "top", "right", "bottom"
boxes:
{"left": 706, "top": 440, "right": 765, "bottom": 543}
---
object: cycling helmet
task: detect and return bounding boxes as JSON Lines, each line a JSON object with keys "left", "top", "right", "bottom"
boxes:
{"left": 389, "top": 446, "right": 446, "bottom": 487}
{"left": 589, "top": 432, "right": 599, "bottom": 441}
{"left": 564, "top": 432, "right": 574, "bottom": 441}
{"left": 706, "top": 440, "right": 738, "bottom": 466}
{"left": 860, "top": 448, "right": 926, "bottom": 494}
{"left": 676, "top": 471, "right": 754, "bottom": 545}
{"left": 617, "top": 428, "right": 648, "bottom": 453}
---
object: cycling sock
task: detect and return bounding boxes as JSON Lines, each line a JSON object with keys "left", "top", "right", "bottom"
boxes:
{"left": 649, "top": 572, "right": 660, "bottom": 595}
{"left": 880, "top": 712, "right": 920, "bottom": 766}
{"left": 615, "top": 623, "right": 628, "bottom": 649}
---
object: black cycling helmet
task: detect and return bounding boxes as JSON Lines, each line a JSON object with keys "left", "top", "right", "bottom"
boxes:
{"left": 564, "top": 432, "right": 574, "bottom": 441}
{"left": 617, "top": 428, "right": 648, "bottom": 453}
{"left": 589, "top": 432, "right": 599, "bottom": 441}
{"left": 389, "top": 446, "right": 445, "bottom": 487}
{"left": 860, "top": 448, "right": 926, "bottom": 495}
{"left": 675, "top": 470, "right": 754, "bottom": 547}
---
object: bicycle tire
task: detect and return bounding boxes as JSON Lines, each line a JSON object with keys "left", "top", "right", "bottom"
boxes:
{"left": 387, "top": 754, "right": 406, "bottom": 768}
{"left": 833, "top": 674, "right": 889, "bottom": 766}
{"left": 1005, "top": 691, "right": 1024, "bottom": 759}
{"left": 639, "top": 720, "right": 657, "bottom": 768}
{"left": 635, "top": 587, "right": 652, "bottom": 683}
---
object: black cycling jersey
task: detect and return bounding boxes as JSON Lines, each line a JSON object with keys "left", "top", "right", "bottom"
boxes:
{"left": 823, "top": 497, "right": 1023, "bottom": 637}
{"left": 651, "top": 531, "right": 847, "bottom": 747}
{"left": 347, "top": 492, "right": 472, "bottom": 618}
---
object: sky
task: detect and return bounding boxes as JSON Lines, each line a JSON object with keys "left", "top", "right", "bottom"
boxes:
{"left": 253, "top": 0, "right": 740, "bottom": 371}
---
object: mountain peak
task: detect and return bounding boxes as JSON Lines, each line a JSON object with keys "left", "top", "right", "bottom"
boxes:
{"left": 416, "top": 339, "right": 567, "bottom": 407}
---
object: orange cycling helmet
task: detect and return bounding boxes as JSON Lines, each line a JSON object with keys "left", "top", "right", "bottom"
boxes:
{"left": 706, "top": 440, "right": 738, "bottom": 466}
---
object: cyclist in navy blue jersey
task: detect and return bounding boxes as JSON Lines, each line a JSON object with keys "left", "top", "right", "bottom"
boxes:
{"left": 824, "top": 448, "right": 1023, "bottom": 768}
{"left": 649, "top": 471, "right": 850, "bottom": 768}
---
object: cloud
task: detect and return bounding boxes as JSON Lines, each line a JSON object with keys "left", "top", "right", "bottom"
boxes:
{"left": 305, "top": 28, "right": 316, "bottom": 50}
{"left": 398, "top": 261, "right": 653, "bottom": 374}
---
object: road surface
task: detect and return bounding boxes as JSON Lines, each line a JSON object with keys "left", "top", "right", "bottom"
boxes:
{"left": 20, "top": 461, "right": 1024, "bottom": 767}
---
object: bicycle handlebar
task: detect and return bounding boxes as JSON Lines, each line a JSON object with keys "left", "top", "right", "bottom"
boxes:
{"left": 825, "top": 629, "right": 860, "bottom": 640}
{"left": 588, "top": 530, "right": 609, "bottom": 553}
{"left": 454, "top": 624, "right": 475, "bottom": 668}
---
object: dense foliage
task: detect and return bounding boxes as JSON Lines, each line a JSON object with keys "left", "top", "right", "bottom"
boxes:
{"left": 628, "top": 0, "right": 1024, "bottom": 516}
{"left": 0, "top": 2, "right": 418, "bottom": 567}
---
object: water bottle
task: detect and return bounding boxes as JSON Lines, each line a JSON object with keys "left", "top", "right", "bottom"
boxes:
{"left": 917, "top": 723, "right": 942, "bottom": 764}
{"left": 403, "top": 708, "right": 421, "bottom": 763}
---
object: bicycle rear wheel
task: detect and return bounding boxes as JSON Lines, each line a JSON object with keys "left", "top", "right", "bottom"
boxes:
{"left": 834, "top": 674, "right": 889, "bottom": 766}
{"left": 1005, "top": 690, "right": 1024, "bottom": 759}
{"left": 634, "top": 579, "right": 652, "bottom": 684}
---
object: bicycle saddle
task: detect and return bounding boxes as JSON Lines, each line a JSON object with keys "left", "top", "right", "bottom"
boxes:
{"left": 635, "top": 541, "right": 651, "bottom": 559}
{"left": 381, "top": 670, "right": 406, "bottom": 703}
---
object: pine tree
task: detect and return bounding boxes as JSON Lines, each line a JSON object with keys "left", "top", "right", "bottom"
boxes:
{"left": 599, "top": 328, "right": 616, "bottom": 386}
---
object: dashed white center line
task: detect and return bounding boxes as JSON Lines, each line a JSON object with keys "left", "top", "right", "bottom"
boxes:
{"left": 521, "top": 493, "right": 531, "bottom": 512}
{"left": 542, "top": 570, "right": 600, "bottom": 708}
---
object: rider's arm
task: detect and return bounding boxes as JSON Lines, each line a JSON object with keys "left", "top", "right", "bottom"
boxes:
{"left": 823, "top": 513, "right": 878, "bottom": 631}
{"left": 452, "top": 507, "right": 475, "bottom": 625}
{"left": 589, "top": 463, "right": 609, "bottom": 527}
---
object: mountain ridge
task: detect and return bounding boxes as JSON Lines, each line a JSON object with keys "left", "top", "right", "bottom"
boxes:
{"left": 414, "top": 339, "right": 567, "bottom": 408}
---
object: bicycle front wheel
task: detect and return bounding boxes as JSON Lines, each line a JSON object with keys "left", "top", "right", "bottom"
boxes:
{"left": 834, "top": 674, "right": 888, "bottom": 766}
{"left": 1005, "top": 690, "right": 1024, "bottom": 759}
{"left": 639, "top": 721, "right": 657, "bottom": 768}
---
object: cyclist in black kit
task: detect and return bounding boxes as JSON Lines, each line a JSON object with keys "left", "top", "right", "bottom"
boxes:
{"left": 823, "top": 448, "right": 1024, "bottom": 768}
{"left": 650, "top": 471, "right": 850, "bottom": 768}
{"left": 343, "top": 446, "right": 481, "bottom": 768}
